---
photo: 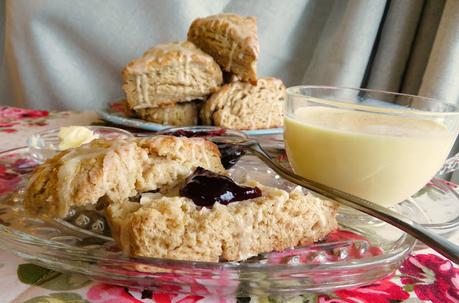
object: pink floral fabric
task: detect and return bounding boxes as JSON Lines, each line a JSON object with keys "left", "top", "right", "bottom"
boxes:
{"left": 108, "top": 101, "right": 134, "bottom": 117}
{"left": 0, "top": 107, "right": 50, "bottom": 133}
{"left": 0, "top": 163, "right": 21, "bottom": 195}
{"left": 86, "top": 284, "right": 143, "bottom": 303}
{"left": 400, "top": 254, "right": 459, "bottom": 303}
{"left": 83, "top": 255, "right": 459, "bottom": 303}
{"left": 0, "top": 106, "right": 458, "bottom": 303}
{"left": 318, "top": 277, "right": 409, "bottom": 303}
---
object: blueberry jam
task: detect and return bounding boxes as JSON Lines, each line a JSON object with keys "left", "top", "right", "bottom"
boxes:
{"left": 180, "top": 167, "right": 262, "bottom": 207}
{"left": 164, "top": 128, "right": 245, "bottom": 169}
{"left": 218, "top": 143, "right": 245, "bottom": 169}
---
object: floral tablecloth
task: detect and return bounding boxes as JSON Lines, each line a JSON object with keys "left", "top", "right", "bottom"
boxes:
{"left": 0, "top": 106, "right": 458, "bottom": 303}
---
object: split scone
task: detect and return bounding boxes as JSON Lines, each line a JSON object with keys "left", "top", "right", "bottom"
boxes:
{"left": 24, "top": 136, "right": 224, "bottom": 218}
{"left": 188, "top": 13, "right": 259, "bottom": 82}
{"left": 122, "top": 41, "right": 223, "bottom": 109}
{"left": 200, "top": 77, "right": 286, "bottom": 130}
{"left": 135, "top": 102, "right": 200, "bottom": 126}
{"left": 106, "top": 182, "right": 338, "bottom": 262}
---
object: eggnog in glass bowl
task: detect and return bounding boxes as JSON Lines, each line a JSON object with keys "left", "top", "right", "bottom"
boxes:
{"left": 284, "top": 86, "right": 459, "bottom": 211}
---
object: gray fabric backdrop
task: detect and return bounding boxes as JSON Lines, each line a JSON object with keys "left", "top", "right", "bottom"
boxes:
{"left": 0, "top": 0, "right": 458, "bottom": 110}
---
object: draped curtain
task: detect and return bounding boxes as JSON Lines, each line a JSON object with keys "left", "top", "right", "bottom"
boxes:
{"left": 0, "top": 0, "right": 458, "bottom": 109}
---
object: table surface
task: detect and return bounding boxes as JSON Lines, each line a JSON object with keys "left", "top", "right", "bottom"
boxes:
{"left": 0, "top": 106, "right": 458, "bottom": 303}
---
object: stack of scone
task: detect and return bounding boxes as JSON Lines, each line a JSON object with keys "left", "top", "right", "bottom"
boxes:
{"left": 122, "top": 13, "right": 286, "bottom": 129}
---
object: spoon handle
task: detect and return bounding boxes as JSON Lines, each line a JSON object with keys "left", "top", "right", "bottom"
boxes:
{"left": 247, "top": 142, "right": 459, "bottom": 264}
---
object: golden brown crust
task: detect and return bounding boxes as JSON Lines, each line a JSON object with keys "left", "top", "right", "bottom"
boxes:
{"left": 200, "top": 77, "right": 286, "bottom": 130}
{"left": 134, "top": 102, "right": 200, "bottom": 126}
{"left": 188, "top": 13, "right": 259, "bottom": 82}
{"left": 24, "top": 136, "right": 224, "bottom": 218}
{"left": 107, "top": 183, "right": 338, "bottom": 262}
{"left": 122, "top": 41, "right": 223, "bottom": 109}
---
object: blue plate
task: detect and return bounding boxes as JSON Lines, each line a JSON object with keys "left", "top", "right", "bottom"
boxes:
{"left": 98, "top": 110, "right": 284, "bottom": 136}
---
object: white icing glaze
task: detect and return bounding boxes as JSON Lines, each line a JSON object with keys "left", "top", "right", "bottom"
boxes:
{"left": 309, "top": 195, "right": 327, "bottom": 227}
{"left": 201, "top": 14, "right": 255, "bottom": 41}
{"left": 235, "top": 203, "right": 254, "bottom": 260}
{"left": 140, "top": 192, "right": 163, "bottom": 204}
{"left": 198, "top": 141, "right": 211, "bottom": 168}
{"left": 141, "top": 74, "right": 149, "bottom": 104}
{"left": 135, "top": 76, "right": 142, "bottom": 105}
{"left": 227, "top": 42, "right": 237, "bottom": 70}
{"left": 56, "top": 144, "right": 112, "bottom": 216}
{"left": 126, "top": 41, "right": 212, "bottom": 75}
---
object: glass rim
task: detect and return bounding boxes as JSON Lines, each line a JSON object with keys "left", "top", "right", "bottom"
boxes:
{"left": 0, "top": 198, "right": 415, "bottom": 272}
{"left": 31, "top": 125, "right": 134, "bottom": 137}
{"left": 286, "top": 85, "right": 459, "bottom": 117}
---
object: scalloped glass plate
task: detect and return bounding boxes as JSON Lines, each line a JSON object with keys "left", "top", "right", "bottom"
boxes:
{"left": 98, "top": 101, "right": 284, "bottom": 136}
{"left": 0, "top": 147, "right": 420, "bottom": 296}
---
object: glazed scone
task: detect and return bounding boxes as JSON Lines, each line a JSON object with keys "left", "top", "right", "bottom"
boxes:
{"left": 106, "top": 183, "right": 338, "bottom": 262}
{"left": 122, "top": 41, "right": 223, "bottom": 109}
{"left": 134, "top": 102, "right": 200, "bottom": 126}
{"left": 24, "top": 136, "right": 224, "bottom": 218}
{"left": 201, "top": 77, "right": 286, "bottom": 130}
{"left": 188, "top": 13, "right": 259, "bottom": 82}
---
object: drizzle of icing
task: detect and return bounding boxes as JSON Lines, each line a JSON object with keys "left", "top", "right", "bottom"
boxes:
{"left": 125, "top": 41, "right": 212, "bottom": 75}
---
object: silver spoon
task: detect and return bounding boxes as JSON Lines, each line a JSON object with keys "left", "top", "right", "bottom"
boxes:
{"left": 209, "top": 136, "right": 459, "bottom": 264}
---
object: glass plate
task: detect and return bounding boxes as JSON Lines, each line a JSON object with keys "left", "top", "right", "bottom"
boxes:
{"left": 98, "top": 101, "right": 283, "bottom": 136}
{"left": 0, "top": 147, "right": 418, "bottom": 296}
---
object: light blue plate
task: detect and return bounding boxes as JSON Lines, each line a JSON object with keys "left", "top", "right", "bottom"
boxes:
{"left": 98, "top": 110, "right": 284, "bottom": 136}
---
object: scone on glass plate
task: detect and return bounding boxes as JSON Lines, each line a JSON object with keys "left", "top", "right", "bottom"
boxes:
{"left": 188, "top": 13, "right": 259, "bottom": 83}
{"left": 24, "top": 134, "right": 338, "bottom": 263}
{"left": 200, "top": 77, "right": 286, "bottom": 130}
{"left": 106, "top": 181, "right": 338, "bottom": 263}
{"left": 24, "top": 136, "right": 224, "bottom": 218}
{"left": 122, "top": 41, "right": 223, "bottom": 116}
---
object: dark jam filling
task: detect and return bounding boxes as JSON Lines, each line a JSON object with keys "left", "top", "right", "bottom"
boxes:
{"left": 180, "top": 167, "right": 262, "bottom": 207}
{"left": 164, "top": 128, "right": 245, "bottom": 169}
{"left": 217, "top": 143, "right": 245, "bottom": 169}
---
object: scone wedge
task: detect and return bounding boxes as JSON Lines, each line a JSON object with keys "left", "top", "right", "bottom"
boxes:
{"left": 24, "top": 136, "right": 224, "bottom": 218}
{"left": 188, "top": 13, "right": 259, "bottom": 82}
{"left": 201, "top": 77, "right": 286, "bottom": 130}
{"left": 122, "top": 41, "right": 223, "bottom": 109}
{"left": 106, "top": 183, "right": 338, "bottom": 262}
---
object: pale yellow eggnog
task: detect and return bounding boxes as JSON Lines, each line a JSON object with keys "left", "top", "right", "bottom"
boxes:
{"left": 284, "top": 106, "right": 456, "bottom": 206}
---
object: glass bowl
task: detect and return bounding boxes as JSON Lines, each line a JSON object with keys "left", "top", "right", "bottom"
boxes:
{"left": 284, "top": 86, "right": 459, "bottom": 208}
{"left": 26, "top": 126, "right": 133, "bottom": 162}
{"left": 0, "top": 146, "right": 416, "bottom": 296}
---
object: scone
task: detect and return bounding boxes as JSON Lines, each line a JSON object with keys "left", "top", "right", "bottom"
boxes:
{"left": 200, "top": 77, "right": 286, "bottom": 130}
{"left": 188, "top": 13, "right": 259, "bottom": 82}
{"left": 24, "top": 136, "right": 224, "bottom": 218}
{"left": 106, "top": 183, "right": 338, "bottom": 262}
{"left": 122, "top": 41, "right": 223, "bottom": 109}
{"left": 134, "top": 102, "right": 200, "bottom": 126}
